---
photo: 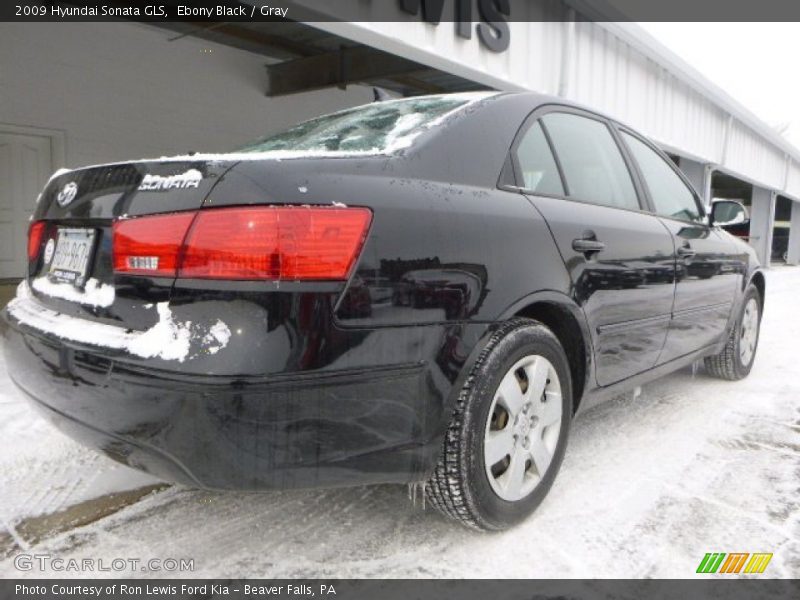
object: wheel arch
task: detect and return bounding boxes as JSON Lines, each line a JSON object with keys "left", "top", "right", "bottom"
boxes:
{"left": 749, "top": 269, "right": 766, "bottom": 311}
{"left": 501, "top": 291, "right": 593, "bottom": 413}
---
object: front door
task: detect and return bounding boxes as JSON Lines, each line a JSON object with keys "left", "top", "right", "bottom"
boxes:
{"left": 0, "top": 131, "right": 53, "bottom": 279}
{"left": 511, "top": 110, "right": 676, "bottom": 386}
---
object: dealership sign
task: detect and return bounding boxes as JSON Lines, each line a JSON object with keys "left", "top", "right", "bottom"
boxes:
{"left": 399, "top": 0, "right": 511, "bottom": 53}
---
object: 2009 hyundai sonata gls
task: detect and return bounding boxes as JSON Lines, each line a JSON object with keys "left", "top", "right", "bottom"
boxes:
{"left": 0, "top": 92, "right": 763, "bottom": 530}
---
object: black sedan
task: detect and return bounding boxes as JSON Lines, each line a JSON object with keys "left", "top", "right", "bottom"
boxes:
{"left": 0, "top": 92, "right": 764, "bottom": 530}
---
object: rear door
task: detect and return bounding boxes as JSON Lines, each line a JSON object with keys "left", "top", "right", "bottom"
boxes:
{"left": 510, "top": 108, "right": 676, "bottom": 386}
{"left": 617, "top": 129, "right": 743, "bottom": 361}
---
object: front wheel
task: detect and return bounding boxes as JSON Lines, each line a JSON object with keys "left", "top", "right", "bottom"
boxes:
{"left": 704, "top": 284, "right": 762, "bottom": 380}
{"left": 425, "top": 318, "right": 572, "bottom": 530}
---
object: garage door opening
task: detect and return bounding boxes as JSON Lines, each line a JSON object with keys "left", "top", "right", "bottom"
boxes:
{"left": 773, "top": 196, "right": 792, "bottom": 264}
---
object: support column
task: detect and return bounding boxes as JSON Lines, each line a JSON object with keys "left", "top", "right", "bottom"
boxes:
{"left": 678, "top": 157, "right": 712, "bottom": 207}
{"left": 787, "top": 200, "right": 800, "bottom": 266}
{"left": 749, "top": 187, "right": 776, "bottom": 267}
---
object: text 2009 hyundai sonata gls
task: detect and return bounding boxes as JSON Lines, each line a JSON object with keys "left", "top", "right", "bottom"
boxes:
{"left": 0, "top": 92, "right": 763, "bottom": 530}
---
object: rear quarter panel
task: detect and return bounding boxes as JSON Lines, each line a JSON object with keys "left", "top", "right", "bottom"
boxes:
{"left": 204, "top": 161, "right": 571, "bottom": 328}
{"left": 204, "top": 93, "right": 572, "bottom": 328}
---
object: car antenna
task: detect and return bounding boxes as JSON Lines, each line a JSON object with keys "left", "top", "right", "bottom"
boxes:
{"left": 373, "top": 87, "right": 392, "bottom": 102}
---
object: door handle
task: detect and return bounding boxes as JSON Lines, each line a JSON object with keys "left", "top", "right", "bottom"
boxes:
{"left": 572, "top": 238, "right": 606, "bottom": 254}
{"left": 677, "top": 244, "right": 696, "bottom": 259}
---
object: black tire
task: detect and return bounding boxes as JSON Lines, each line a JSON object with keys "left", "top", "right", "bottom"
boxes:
{"left": 424, "top": 318, "right": 572, "bottom": 531}
{"left": 704, "top": 284, "right": 762, "bottom": 381}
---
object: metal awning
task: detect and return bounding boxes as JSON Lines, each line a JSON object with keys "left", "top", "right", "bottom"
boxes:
{"left": 154, "top": 21, "right": 491, "bottom": 97}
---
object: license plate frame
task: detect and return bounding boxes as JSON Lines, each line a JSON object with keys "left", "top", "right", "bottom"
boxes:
{"left": 48, "top": 227, "right": 97, "bottom": 288}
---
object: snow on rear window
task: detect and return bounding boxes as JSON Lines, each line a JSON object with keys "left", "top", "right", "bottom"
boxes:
{"left": 236, "top": 96, "right": 473, "bottom": 156}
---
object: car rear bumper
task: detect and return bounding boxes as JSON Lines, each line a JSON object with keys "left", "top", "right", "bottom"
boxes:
{"left": 1, "top": 294, "right": 485, "bottom": 490}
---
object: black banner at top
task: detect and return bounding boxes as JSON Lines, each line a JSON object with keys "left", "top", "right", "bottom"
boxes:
{"left": 6, "top": 0, "right": 800, "bottom": 22}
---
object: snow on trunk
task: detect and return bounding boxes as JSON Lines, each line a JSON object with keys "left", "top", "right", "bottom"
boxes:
{"left": 31, "top": 276, "right": 115, "bottom": 308}
{"left": 7, "top": 282, "right": 230, "bottom": 362}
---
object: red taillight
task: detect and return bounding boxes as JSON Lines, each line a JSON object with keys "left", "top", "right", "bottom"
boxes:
{"left": 28, "top": 221, "right": 47, "bottom": 261}
{"left": 112, "top": 206, "right": 372, "bottom": 281}
{"left": 181, "top": 206, "right": 372, "bottom": 280}
{"left": 113, "top": 212, "right": 195, "bottom": 277}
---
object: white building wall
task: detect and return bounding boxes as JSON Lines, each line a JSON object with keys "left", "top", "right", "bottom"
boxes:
{"left": 0, "top": 22, "right": 372, "bottom": 170}
{"left": 566, "top": 21, "right": 728, "bottom": 165}
{"left": 786, "top": 161, "right": 800, "bottom": 199}
{"left": 2, "top": 15, "right": 796, "bottom": 203}
{"left": 724, "top": 121, "right": 787, "bottom": 191}
{"left": 313, "top": 14, "right": 800, "bottom": 200}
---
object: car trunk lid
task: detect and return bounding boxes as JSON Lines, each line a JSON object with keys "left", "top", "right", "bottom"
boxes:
{"left": 25, "top": 159, "right": 237, "bottom": 331}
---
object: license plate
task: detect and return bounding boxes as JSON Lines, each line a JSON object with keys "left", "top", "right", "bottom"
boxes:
{"left": 48, "top": 228, "right": 97, "bottom": 287}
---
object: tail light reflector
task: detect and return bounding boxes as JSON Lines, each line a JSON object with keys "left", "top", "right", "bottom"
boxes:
{"left": 112, "top": 212, "right": 195, "bottom": 277}
{"left": 28, "top": 221, "right": 47, "bottom": 261}
{"left": 181, "top": 206, "right": 372, "bottom": 281}
{"left": 112, "top": 206, "right": 372, "bottom": 281}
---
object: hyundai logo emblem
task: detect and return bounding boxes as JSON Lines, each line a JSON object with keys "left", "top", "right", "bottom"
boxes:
{"left": 56, "top": 182, "right": 78, "bottom": 207}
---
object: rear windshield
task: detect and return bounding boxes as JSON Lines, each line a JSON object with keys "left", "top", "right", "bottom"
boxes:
{"left": 236, "top": 95, "right": 479, "bottom": 156}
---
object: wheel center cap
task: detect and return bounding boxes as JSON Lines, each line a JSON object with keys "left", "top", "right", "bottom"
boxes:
{"left": 517, "top": 418, "right": 531, "bottom": 436}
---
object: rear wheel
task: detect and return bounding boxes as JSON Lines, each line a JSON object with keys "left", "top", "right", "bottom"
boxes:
{"left": 425, "top": 318, "right": 572, "bottom": 530}
{"left": 704, "top": 284, "right": 762, "bottom": 380}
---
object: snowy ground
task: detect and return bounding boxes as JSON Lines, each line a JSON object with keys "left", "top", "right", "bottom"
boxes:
{"left": 0, "top": 269, "right": 798, "bottom": 579}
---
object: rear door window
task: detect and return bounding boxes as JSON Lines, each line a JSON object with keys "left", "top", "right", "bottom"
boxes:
{"left": 621, "top": 132, "right": 704, "bottom": 223}
{"left": 542, "top": 113, "right": 639, "bottom": 211}
{"left": 512, "top": 121, "right": 564, "bottom": 195}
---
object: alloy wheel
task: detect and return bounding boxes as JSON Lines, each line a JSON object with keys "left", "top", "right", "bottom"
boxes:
{"left": 483, "top": 354, "right": 563, "bottom": 502}
{"left": 739, "top": 297, "right": 759, "bottom": 366}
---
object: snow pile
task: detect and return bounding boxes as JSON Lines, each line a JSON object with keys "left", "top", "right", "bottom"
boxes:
{"left": 7, "top": 281, "right": 133, "bottom": 350}
{"left": 31, "top": 277, "right": 115, "bottom": 308}
{"left": 6, "top": 283, "right": 230, "bottom": 362}
{"left": 380, "top": 112, "right": 427, "bottom": 154}
{"left": 126, "top": 303, "right": 193, "bottom": 362}
{"left": 203, "top": 320, "right": 232, "bottom": 355}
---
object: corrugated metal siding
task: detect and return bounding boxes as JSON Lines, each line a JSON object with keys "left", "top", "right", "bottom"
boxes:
{"left": 724, "top": 120, "right": 786, "bottom": 190}
{"left": 785, "top": 160, "right": 800, "bottom": 198}
{"left": 567, "top": 22, "right": 727, "bottom": 164}
{"left": 312, "top": 4, "right": 796, "bottom": 196}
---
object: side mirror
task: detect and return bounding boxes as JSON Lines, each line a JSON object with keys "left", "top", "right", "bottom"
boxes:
{"left": 710, "top": 200, "right": 748, "bottom": 227}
